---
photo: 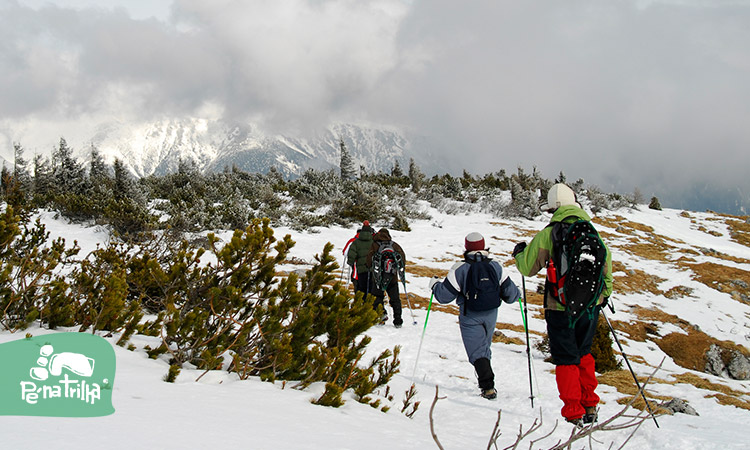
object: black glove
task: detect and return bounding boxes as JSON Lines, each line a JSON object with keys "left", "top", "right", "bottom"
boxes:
{"left": 512, "top": 242, "right": 527, "bottom": 257}
{"left": 600, "top": 296, "right": 611, "bottom": 312}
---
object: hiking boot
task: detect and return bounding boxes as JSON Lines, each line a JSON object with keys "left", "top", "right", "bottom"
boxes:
{"left": 379, "top": 313, "right": 388, "bottom": 325}
{"left": 394, "top": 323, "right": 402, "bottom": 329}
{"left": 565, "top": 417, "right": 584, "bottom": 429}
{"left": 583, "top": 406, "right": 598, "bottom": 424}
{"left": 480, "top": 388, "right": 497, "bottom": 400}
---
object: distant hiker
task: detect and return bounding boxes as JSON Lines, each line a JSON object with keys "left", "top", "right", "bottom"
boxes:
{"left": 428, "top": 232, "right": 521, "bottom": 399}
{"left": 513, "top": 183, "right": 613, "bottom": 426}
{"left": 347, "top": 221, "right": 374, "bottom": 299}
{"left": 367, "top": 227, "right": 406, "bottom": 328}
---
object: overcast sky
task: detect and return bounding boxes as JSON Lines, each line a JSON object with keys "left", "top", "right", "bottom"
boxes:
{"left": 2, "top": 0, "right": 750, "bottom": 208}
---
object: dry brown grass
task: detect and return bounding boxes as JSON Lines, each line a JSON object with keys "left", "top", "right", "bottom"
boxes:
{"left": 607, "top": 307, "right": 683, "bottom": 343}
{"left": 595, "top": 215, "right": 688, "bottom": 262}
{"left": 609, "top": 318, "right": 649, "bottom": 342}
{"left": 709, "top": 394, "right": 750, "bottom": 410}
{"left": 405, "top": 264, "right": 447, "bottom": 278}
{"left": 656, "top": 327, "right": 750, "bottom": 373}
{"left": 697, "top": 226, "right": 724, "bottom": 237}
{"left": 596, "top": 370, "right": 671, "bottom": 412}
{"left": 496, "top": 321, "right": 544, "bottom": 337}
{"left": 633, "top": 307, "right": 691, "bottom": 329}
{"left": 593, "top": 215, "right": 655, "bottom": 234}
{"left": 618, "top": 237, "right": 673, "bottom": 262}
{"left": 612, "top": 261, "right": 665, "bottom": 295}
{"left": 725, "top": 216, "right": 750, "bottom": 247}
{"left": 672, "top": 373, "right": 744, "bottom": 396}
{"left": 525, "top": 291, "right": 545, "bottom": 306}
{"left": 492, "top": 330, "right": 524, "bottom": 345}
{"left": 663, "top": 285, "right": 694, "bottom": 299}
{"left": 671, "top": 373, "right": 750, "bottom": 410}
{"left": 679, "top": 261, "right": 750, "bottom": 304}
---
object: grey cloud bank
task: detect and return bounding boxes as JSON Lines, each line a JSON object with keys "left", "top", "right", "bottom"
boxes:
{"left": 2, "top": 0, "right": 749, "bottom": 213}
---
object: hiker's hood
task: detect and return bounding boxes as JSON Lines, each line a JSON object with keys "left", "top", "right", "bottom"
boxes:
{"left": 374, "top": 228, "right": 392, "bottom": 241}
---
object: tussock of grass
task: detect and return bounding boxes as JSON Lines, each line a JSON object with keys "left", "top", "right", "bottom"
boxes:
{"left": 609, "top": 318, "right": 648, "bottom": 342}
{"left": 492, "top": 330, "right": 524, "bottom": 345}
{"left": 696, "top": 225, "right": 723, "bottom": 237}
{"left": 656, "top": 327, "right": 750, "bottom": 373}
{"left": 663, "top": 285, "right": 694, "bottom": 299}
{"left": 657, "top": 329, "right": 712, "bottom": 371}
{"left": 407, "top": 294, "right": 460, "bottom": 315}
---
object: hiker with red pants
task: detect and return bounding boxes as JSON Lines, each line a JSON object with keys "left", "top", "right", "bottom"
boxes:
{"left": 513, "top": 183, "right": 613, "bottom": 427}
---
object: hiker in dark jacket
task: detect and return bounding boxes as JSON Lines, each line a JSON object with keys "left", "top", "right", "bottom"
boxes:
{"left": 366, "top": 228, "right": 406, "bottom": 328}
{"left": 428, "top": 232, "right": 521, "bottom": 399}
{"left": 513, "top": 183, "right": 613, "bottom": 426}
{"left": 346, "top": 221, "right": 374, "bottom": 299}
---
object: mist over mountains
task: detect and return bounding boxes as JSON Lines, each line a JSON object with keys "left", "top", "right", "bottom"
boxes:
{"left": 82, "top": 120, "right": 452, "bottom": 179}
{"left": 3, "top": 117, "right": 746, "bottom": 215}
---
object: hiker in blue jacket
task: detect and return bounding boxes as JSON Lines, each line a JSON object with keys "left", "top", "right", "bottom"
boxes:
{"left": 428, "top": 232, "right": 521, "bottom": 399}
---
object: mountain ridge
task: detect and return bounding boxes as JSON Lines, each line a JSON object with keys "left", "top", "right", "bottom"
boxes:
{"left": 82, "top": 119, "right": 451, "bottom": 179}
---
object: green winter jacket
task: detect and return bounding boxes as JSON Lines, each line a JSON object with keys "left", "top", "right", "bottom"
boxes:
{"left": 347, "top": 228, "right": 374, "bottom": 275}
{"left": 514, "top": 204, "right": 613, "bottom": 311}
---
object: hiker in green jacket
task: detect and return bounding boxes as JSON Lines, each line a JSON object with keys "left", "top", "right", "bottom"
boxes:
{"left": 513, "top": 183, "right": 613, "bottom": 427}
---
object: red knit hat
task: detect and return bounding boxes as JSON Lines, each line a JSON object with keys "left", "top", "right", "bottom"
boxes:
{"left": 465, "top": 232, "right": 485, "bottom": 252}
{"left": 363, "top": 220, "right": 370, "bottom": 227}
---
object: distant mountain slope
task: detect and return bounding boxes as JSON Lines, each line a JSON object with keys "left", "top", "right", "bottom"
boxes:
{"left": 85, "top": 120, "right": 451, "bottom": 178}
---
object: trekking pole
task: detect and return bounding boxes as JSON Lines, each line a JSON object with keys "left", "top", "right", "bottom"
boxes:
{"left": 602, "top": 311, "right": 660, "bottom": 428}
{"left": 400, "top": 277, "right": 418, "bottom": 325}
{"left": 411, "top": 292, "right": 434, "bottom": 379}
{"left": 397, "top": 261, "right": 418, "bottom": 326}
{"left": 340, "top": 255, "right": 347, "bottom": 283}
{"left": 520, "top": 276, "right": 535, "bottom": 408}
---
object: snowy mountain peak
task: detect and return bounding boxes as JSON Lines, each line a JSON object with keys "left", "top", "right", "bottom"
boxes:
{"left": 83, "top": 119, "right": 447, "bottom": 178}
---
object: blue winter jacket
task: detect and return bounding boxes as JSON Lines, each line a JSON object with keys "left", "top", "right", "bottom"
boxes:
{"left": 433, "top": 251, "right": 521, "bottom": 312}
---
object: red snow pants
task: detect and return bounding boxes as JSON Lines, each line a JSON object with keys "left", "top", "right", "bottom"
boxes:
{"left": 546, "top": 309, "right": 600, "bottom": 420}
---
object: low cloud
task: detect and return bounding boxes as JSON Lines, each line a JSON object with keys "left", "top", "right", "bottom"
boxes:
{"left": 2, "top": 0, "right": 750, "bottom": 206}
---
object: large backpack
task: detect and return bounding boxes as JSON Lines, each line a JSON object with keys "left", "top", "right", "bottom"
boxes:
{"left": 547, "top": 219, "right": 607, "bottom": 324}
{"left": 462, "top": 256, "right": 502, "bottom": 314}
{"left": 372, "top": 240, "right": 403, "bottom": 291}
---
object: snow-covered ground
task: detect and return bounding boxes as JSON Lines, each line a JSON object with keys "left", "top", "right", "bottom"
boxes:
{"left": 2, "top": 204, "right": 749, "bottom": 449}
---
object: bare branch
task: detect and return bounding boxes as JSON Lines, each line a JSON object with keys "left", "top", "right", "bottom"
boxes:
{"left": 487, "top": 409, "right": 502, "bottom": 450}
{"left": 429, "top": 386, "right": 446, "bottom": 450}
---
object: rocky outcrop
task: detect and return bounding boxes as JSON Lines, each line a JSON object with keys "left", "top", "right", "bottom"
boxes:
{"left": 704, "top": 344, "right": 750, "bottom": 380}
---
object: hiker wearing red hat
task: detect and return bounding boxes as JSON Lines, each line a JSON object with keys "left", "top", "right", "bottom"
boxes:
{"left": 428, "top": 232, "right": 521, "bottom": 399}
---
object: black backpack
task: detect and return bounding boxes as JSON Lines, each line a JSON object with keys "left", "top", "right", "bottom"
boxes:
{"left": 372, "top": 240, "right": 403, "bottom": 290}
{"left": 547, "top": 219, "right": 607, "bottom": 324}
{"left": 462, "top": 256, "right": 502, "bottom": 313}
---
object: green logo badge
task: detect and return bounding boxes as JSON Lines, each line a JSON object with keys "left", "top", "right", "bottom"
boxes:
{"left": 0, "top": 333, "right": 115, "bottom": 417}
